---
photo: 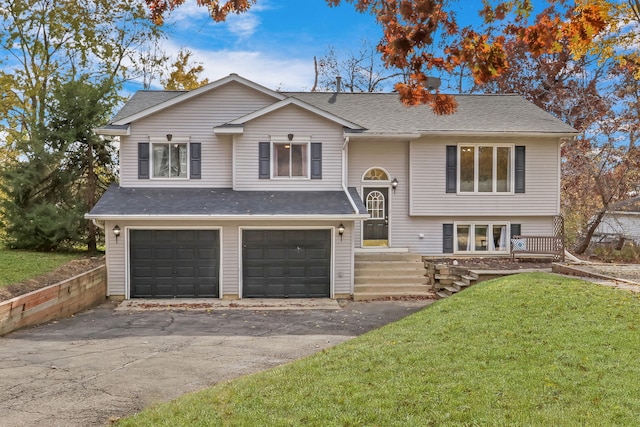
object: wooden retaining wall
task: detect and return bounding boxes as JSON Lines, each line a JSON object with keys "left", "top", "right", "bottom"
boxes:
{"left": 0, "top": 265, "right": 106, "bottom": 336}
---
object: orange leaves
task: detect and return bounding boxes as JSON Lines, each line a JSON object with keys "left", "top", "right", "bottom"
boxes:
{"left": 145, "top": 0, "right": 255, "bottom": 25}
{"left": 395, "top": 82, "right": 458, "bottom": 114}
{"left": 562, "top": 3, "right": 609, "bottom": 57}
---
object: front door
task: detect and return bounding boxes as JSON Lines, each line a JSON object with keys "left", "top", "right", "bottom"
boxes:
{"left": 363, "top": 187, "right": 388, "bottom": 245}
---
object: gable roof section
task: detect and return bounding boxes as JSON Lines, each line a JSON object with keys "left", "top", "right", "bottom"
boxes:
{"left": 287, "top": 92, "right": 578, "bottom": 136}
{"left": 111, "top": 74, "right": 287, "bottom": 126}
{"left": 217, "top": 97, "right": 364, "bottom": 131}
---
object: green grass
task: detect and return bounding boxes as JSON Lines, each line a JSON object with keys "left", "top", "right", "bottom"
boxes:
{"left": 0, "top": 248, "right": 81, "bottom": 287}
{"left": 117, "top": 273, "right": 640, "bottom": 426}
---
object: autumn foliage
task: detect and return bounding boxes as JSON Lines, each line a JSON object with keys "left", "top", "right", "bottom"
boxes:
{"left": 144, "top": 0, "right": 610, "bottom": 114}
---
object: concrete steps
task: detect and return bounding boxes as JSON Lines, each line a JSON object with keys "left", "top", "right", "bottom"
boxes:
{"left": 353, "top": 251, "right": 434, "bottom": 301}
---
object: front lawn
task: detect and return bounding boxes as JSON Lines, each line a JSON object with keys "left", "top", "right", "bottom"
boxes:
{"left": 117, "top": 273, "right": 640, "bottom": 426}
{"left": 0, "top": 248, "right": 80, "bottom": 287}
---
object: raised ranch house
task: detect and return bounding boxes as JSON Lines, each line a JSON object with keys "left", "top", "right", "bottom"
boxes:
{"left": 87, "top": 74, "right": 577, "bottom": 300}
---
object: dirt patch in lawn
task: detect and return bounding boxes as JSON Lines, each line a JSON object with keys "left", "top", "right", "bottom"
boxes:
{"left": 0, "top": 257, "right": 105, "bottom": 302}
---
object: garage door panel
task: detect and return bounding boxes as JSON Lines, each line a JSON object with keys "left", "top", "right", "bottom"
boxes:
{"left": 242, "top": 230, "right": 330, "bottom": 298}
{"left": 130, "top": 229, "right": 219, "bottom": 298}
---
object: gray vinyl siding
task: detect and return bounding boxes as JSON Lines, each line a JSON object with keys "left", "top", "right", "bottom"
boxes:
{"left": 409, "top": 135, "right": 561, "bottom": 216}
{"left": 347, "top": 138, "right": 410, "bottom": 247}
{"left": 347, "top": 137, "right": 558, "bottom": 254}
{"left": 104, "top": 220, "right": 353, "bottom": 298}
{"left": 119, "top": 81, "right": 278, "bottom": 188}
{"left": 234, "top": 104, "right": 344, "bottom": 190}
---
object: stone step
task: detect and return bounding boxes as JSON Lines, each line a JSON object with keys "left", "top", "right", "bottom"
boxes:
{"left": 354, "top": 283, "right": 430, "bottom": 293}
{"left": 454, "top": 280, "right": 471, "bottom": 289}
{"left": 436, "top": 290, "right": 451, "bottom": 299}
{"left": 443, "top": 286, "right": 460, "bottom": 293}
{"left": 353, "top": 290, "right": 435, "bottom": 301}
{"left": 461, "top": 275, "right": 476, "bottom": 285}
{"left": 354, "top": 252, "right": 423, "bottom": 262}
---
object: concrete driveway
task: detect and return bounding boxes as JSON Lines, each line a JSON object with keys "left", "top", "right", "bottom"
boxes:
{"left": 0, "top": 299, "right": 432, "bottom": 427}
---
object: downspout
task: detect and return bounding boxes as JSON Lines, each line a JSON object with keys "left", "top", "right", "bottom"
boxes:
{"left": 342, "top": 136, "right": 359, "bottom": 214}
{"left": 92, "top": 219, "right": 105, "bottom": 230}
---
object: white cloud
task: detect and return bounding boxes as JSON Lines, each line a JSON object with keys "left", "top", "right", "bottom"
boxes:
{"left": 143, "top": 38, "right": 315, "bottom": 91}
{"left": 226, "top": 13, "right": 260, "bottom": 39}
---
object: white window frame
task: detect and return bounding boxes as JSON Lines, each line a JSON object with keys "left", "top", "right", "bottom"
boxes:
{"left": 458, "top": 144, "right": 514, "bottom": 194}
{"left": 149, "top": 136, "right": 190, "bottom": 180}
{"left": 271, "top": 136, "right": 311, "bottom": 180}
{"left": 454, "top": 222, "right": 511, "bottom": 254}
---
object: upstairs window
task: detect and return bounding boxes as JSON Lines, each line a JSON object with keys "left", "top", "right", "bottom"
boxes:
{"left": 274, "top": 143, "right": 308, "bottom": 178}
{"left": 459, "top": 145, "right": 513, "bottom": 193}
{"left": 152, "top": 142, "right": 188, "bottom": 178}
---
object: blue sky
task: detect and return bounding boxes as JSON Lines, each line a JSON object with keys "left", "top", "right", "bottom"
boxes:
{"left": 145, "top": 0, "right": 480, "bottom": 92}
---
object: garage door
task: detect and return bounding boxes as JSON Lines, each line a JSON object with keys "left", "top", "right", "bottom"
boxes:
{"left": 130, "top": 229, "right": 219, "bottom": 298}
{"left": 242, "top": 230, "right": 331, "bottom": 298}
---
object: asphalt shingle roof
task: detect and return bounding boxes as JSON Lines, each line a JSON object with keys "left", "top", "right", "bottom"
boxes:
{"left": 286, "top": 92, "right": 577, "bottom": 134}
{"left": 88, "top": 186, "right": 367, "bottom": 217}
{"left": 112, "top": 90, "right": 185, "bottom": 123}
{"left": 107, "top": 78, "right": 576, "bottom": 135}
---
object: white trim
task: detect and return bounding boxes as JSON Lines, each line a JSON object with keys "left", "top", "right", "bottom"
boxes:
{"left": 360, "top": 185, "right": 392, "bottom": 247}
{"left": 346, "top": 131, "right": 578, "bottom": 138}
{"left": 86, "top": 213, "right": 370, "bottom": 220}
{"left": 457, "top": 143, "right": 515, "bottom": 195}
{"left": 227, "top": 98, "right": 363, "bottom": 130}
{"left": 270, "top": 136, "right": 312, "bottom": 179}
{"left": 453, "top": 221, "right": 511, "bottom": 254}
{"left": 94, "top": 126, "right": 130, "bottom": 136}
{"left": 214, "top": 125, "right": 244, "bottom": 135}
{"left": 361, "top": 166, "right": 391, "bottom": 182}
{"left": 125, "top": 226, "right": 223, "bottom": 300}
{"left": 237, "top": 226, "right": 336, "bottom": 299}
{"left": 113, "top": 74, "right": 286, "bottom": 125}
{"left": 148, "top": 138, "right": 191, "bottom": 180}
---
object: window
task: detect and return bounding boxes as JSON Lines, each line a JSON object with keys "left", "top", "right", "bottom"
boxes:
{"left": 455, "top": 223, "right": 509, "bottom": 253}
{"left": 363, "top": 168, "right": 389, "bottom": 181}
{"left": 273, "top": 143, "right": 308, "bottom": 178}
{"left": 366, "top": 191, "right": 385, "bottom": 219}
{"left": 459, "top": 145, "right": 512, "bottom": 193}
{"left": 152, "top": 143, "right": 188, "bottom": 178}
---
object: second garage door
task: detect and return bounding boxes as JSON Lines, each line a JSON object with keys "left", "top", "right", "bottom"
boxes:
{"left": 242, "top": 230, "right": 331, "bottom": 298}
{"left": 130, "top": 229, "right": 219, "bottom": 298}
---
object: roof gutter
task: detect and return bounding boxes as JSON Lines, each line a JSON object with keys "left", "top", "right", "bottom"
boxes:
{"left": 84, "top": 213, "right": 370, "bottom": 221}
{"left": 345, "top": 131, "right": 578, "bottom": 139}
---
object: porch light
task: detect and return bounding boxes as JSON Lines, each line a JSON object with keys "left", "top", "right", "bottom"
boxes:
{"left": 287, "top": 133, "right": 294, "bottom": 141}
{"left": 166, "top": 134, "right": 173, "bottom": 141}
{"left": 112, "top": 225, "right": 121, "bottom": 243}
{"left": 338, "top": 223, "right": 345, "bottom": 241}
{"left": 391, "top": 177, "right": 399, "bottom": 194}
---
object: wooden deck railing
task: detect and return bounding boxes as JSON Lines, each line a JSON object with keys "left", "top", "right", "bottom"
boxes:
{"left": 511, "top": 235, "right": 564, "bottom": 261}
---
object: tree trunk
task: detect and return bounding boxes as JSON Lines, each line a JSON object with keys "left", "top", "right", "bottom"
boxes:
{"left": 86, "top": 142, "right": 97, "bottom": 253}
{"left": 574, "top": 209, "right": 607, "bottom": 255}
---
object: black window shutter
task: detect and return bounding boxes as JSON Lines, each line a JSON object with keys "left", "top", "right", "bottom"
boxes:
{"left": 190, "top": 142, "right": 201, "bottom": 179}
{"left": 443, "top": 224, "right": 454, "bottom": 253}
{"left": 258, "top": 141, "right": 270, "bottom": 179}
{"left": 511, "top": 223, "right": 521, "bottom": 237}
{"left": 310, "top": 142, "right": 322, "bottom": 179}
{"left": 446, "top": 145, "right": 457, "bottom": 193}
{"left": 138, "top": 142, "right": 149, "bottom": 179}
{"left": 515, "top": 146, "right": 525, "bottom": 193}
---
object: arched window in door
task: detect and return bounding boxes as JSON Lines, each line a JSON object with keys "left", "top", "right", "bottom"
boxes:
{"left": 363, "top": 167, "right": 389, "bottom": 181}
{"left": 366, "top": 191, "right": 385, "bottom": 219}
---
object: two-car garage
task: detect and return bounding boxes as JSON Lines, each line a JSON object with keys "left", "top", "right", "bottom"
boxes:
{"left": 128, "top": 228, "right": 332, "bottom": 299}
